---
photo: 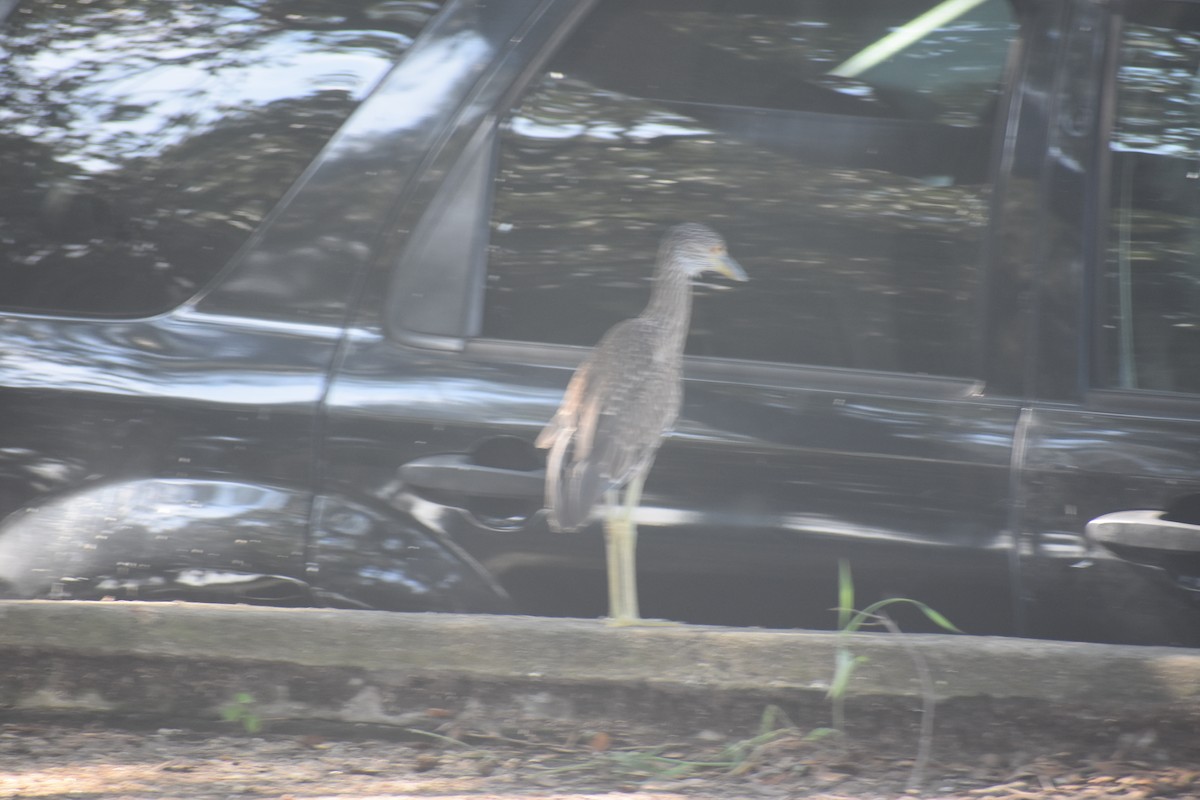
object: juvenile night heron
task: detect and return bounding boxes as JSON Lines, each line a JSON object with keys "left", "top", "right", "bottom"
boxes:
{"left": 535, "top": 223, "right": 747, "bottom": 624}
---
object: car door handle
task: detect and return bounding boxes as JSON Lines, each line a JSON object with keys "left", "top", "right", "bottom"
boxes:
{"left": 1086, "top": 510, "right": 1200, "bottom": 552}
{"left": 399, "top": 454, "right": 545, "bottom": 498}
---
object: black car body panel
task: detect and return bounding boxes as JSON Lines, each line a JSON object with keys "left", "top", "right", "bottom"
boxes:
{"left": 322, "top": 327, "right": 1021, "bottom": 628}
{"left": 4, "top": 0, "right": 1200, "bottom": 646}
{"left": 0, "top": 0, "right": 528, "bottom": 609}
{"left": 0, "top": 311, "right": 325, "bottom": 600}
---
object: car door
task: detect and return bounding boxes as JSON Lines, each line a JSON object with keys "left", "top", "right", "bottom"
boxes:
{"left": 1018, "top": 0, "right": 1200, "bottom": 647}
{"left": 316, "top": 0, "right": 1032, "bottom": 631}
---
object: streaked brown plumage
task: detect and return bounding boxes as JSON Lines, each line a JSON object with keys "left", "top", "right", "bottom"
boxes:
{"left": 536, "top": 223, "right": 746, "bottom": 623}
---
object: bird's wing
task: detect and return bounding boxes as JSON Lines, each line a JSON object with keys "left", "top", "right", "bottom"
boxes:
{"left": 536, "top": 352, "right": 604, "bottom": 532}
{"left": 535, "top": 357, "right": 591, "bottom": 451}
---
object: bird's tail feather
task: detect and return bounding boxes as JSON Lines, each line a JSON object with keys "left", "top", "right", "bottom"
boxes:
{"left": 545, "top": 437, "right": 608, "bottom": 533}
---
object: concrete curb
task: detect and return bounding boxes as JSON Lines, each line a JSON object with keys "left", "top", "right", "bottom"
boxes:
{"left": 2, "top": 601, "right": 1199, "bottom": 730}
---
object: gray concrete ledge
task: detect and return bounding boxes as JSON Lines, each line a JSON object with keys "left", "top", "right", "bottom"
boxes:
{"left": 2, "top": 601, "right": 1199, "bottom": 732}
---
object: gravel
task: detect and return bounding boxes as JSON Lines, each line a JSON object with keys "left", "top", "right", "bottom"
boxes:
{"left": 2, "top": 707, "right": 1197, "bottom": 800}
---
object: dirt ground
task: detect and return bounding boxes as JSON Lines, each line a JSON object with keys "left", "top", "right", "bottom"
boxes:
{"left": 1, "top": 707, "right": 1198, "bottom": 800}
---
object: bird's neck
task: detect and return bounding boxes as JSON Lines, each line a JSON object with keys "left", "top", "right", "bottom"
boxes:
{"left": 641, "top": 261, "right": 692, "bottom": 352}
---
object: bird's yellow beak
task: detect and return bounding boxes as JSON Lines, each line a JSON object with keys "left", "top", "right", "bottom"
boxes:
{"left": 712, "top": 252, "right": 748, "bottom": 282}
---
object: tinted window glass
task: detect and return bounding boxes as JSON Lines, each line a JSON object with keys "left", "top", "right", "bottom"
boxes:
{"left": 483, "top": 0, "right": 1016, "bottom": 375}
{"left": 1101, "top": 3, "right": 1200, "bottom": 393}
{"left": 0, "top": 0, "right": 435, "bottom": 317}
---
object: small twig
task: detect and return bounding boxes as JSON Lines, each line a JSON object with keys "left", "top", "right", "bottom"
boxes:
{"left": 465, "top": 731, "right": 592, "bottom": 754}
{"left": 402, "top": 728, "right": 472, "bottom": 748}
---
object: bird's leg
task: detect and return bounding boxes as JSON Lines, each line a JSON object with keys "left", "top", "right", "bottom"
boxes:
{"left": 603, "top": 505, "right": 638, "bottom": 623}
{"left": 604, "top": 472, "right": 645, "bottom": 625}
{"left": 602, "top": 488, "right": 628, "bottom": 623}
{"left": 603, "top": 472, "right": 677, "bottom": 626}
{"left": 617, "top": 471, "right": 643, "bottom": 621}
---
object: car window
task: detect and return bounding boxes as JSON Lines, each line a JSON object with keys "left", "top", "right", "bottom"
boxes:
{"left": 482, "top": 0, "right": 1018, "bottom": 376}
{"left": 0, "top": 0, "right": 436, "bottom": 317}
{"left": 1100, "top": 2, "right": 1200, "bottom": 393}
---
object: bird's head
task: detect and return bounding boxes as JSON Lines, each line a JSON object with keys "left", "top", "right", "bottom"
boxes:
{"left": 663, "top": 222, "right": 748, "bottom": 282}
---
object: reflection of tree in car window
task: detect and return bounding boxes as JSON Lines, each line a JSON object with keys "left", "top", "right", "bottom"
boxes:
{"left": 0, "top": 0, "right": 432, "bottom": 317}
{"left": 484, "top": 0, "right": 1018, "bottom": 378}
{"left": 1104, "top": 10, "right": 1200, "bottom": 393}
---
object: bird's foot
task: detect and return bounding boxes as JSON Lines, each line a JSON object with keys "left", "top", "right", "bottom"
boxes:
{"left": 604, "top": 615, "right": 680, "bottom": 628}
